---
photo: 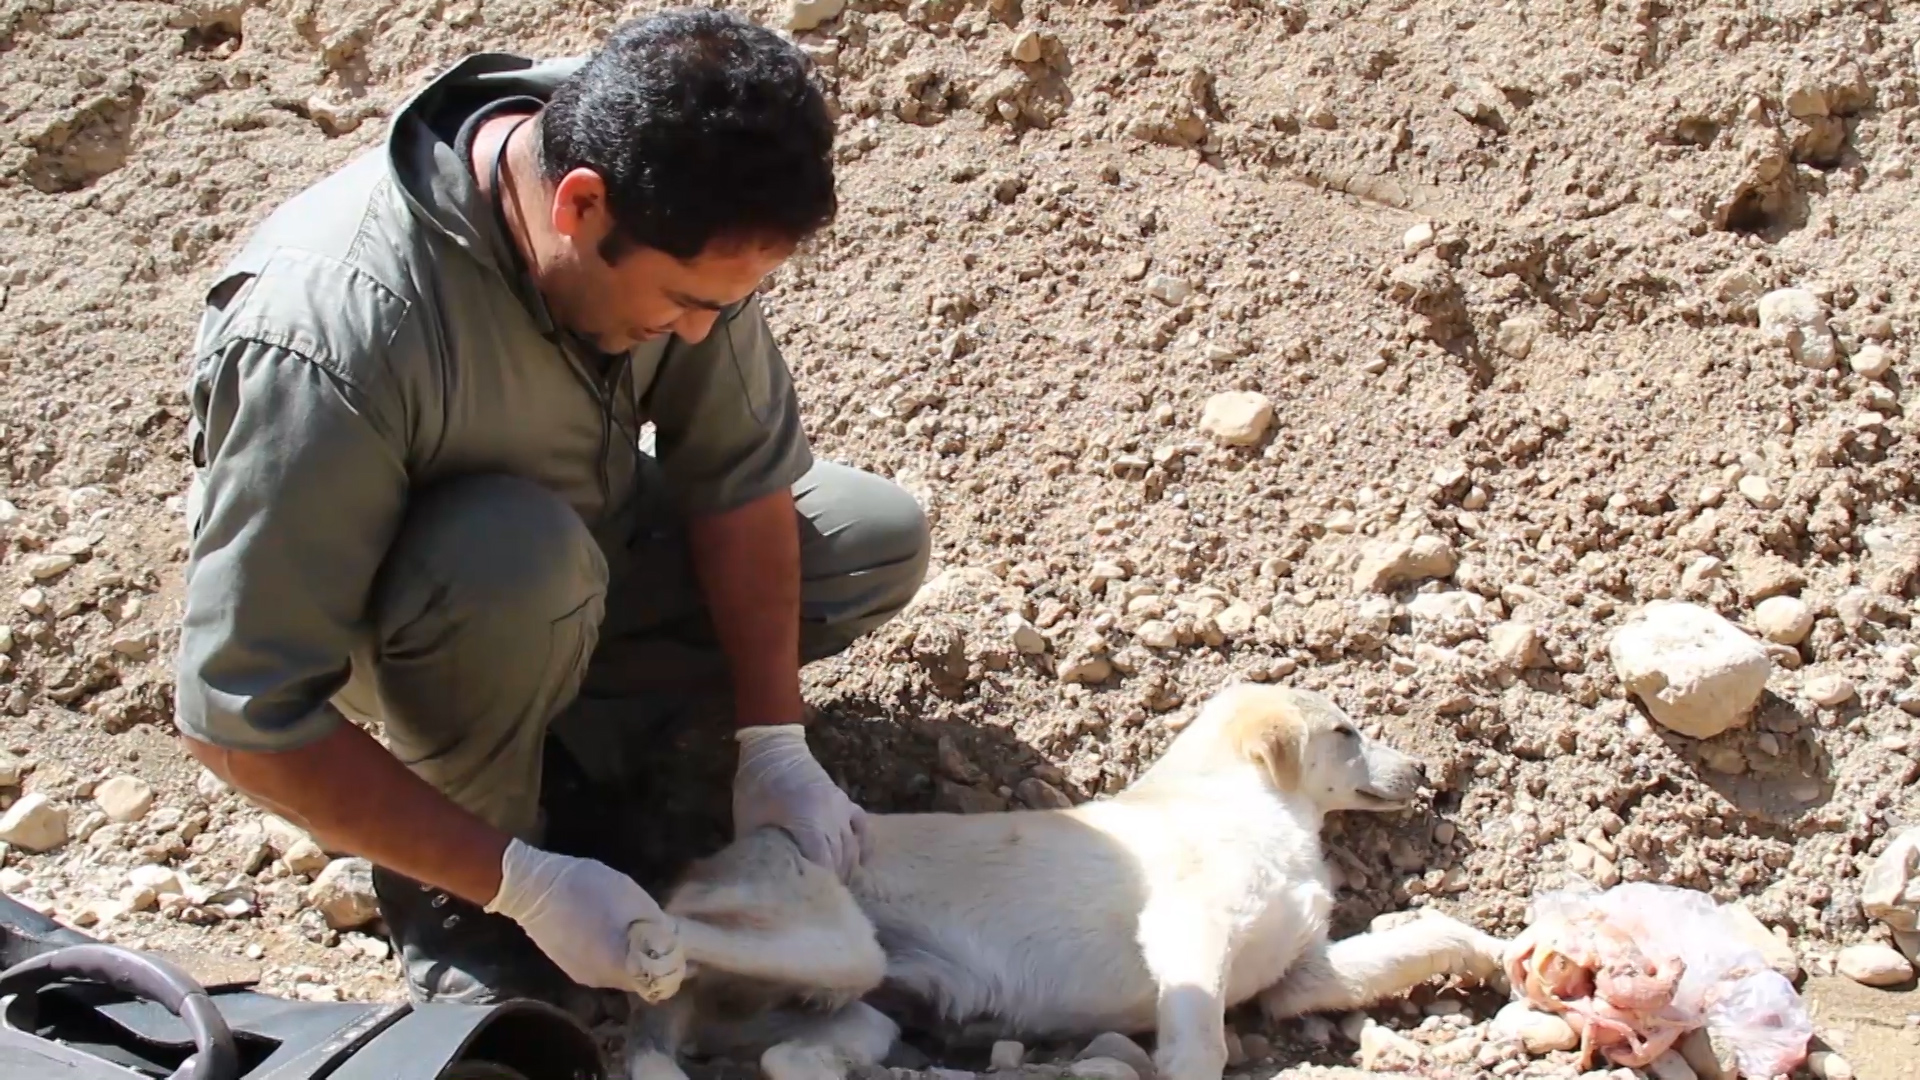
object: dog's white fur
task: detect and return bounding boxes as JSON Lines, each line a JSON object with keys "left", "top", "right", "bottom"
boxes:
{"left": 624, "top": 683, "right": 1508, "bottom": 1080}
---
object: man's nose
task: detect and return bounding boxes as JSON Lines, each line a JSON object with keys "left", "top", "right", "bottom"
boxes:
{"left": 673, "top": 308, "right": 721, "bottom": 345}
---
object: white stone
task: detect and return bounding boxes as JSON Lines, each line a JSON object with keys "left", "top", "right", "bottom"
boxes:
{"left": 0, "top": 626, "right": 12, "bottom": 653}
{"left": 1064, "top": 1059, "right": 1136, "bottom": 1080}
{"left": 17, "top": 589, "right": 47, "bottom": 615}
{"left": 1836, "top": 943, "right": 1913, "bottom": 987}
{"left": 1758, "top": 288, "right": 1837, "bottom": 369}
{"left": 1146, "top": 274, "right": 1193, "bottom": 306}
{"left": 94, "top": 776, "right": 154, "bottom": 823}
{"left": 0, "top": 751, "right": 21, "bottom": 788}
{"left": 283, "top": 839, "right": 332, "bottom": 877}
{"left": 127, "top": 864, "right": 185, "bottom": 896}
{"left": 1495, "top": 318, "right": 1539, "bottom": 359}
{"left": 1354, "top": 536, "right": 1457, "bottom": 593}
{"left": 1753, "top": 595, "right": 1813, "bottom": 645}
{"left": 1077, "top": 1033, "right": 1153, "bottom": 1080}
{"left": 1804, "top": 674, "right": 1856, "bottom": 707}
{"left": 1809, "top": 1050, "right": 1856, "bottom": 1080}
{"left": 1200, "top": 391, "right": 1275, "bottom": 446}
{"left": 1407, "top": 590, "right": 1486, "bottom": 625}
{"left": 1058, "top": 656, "right": 1112, "bottom": 684}
{"left": 1489, "top": 621, "right": 1544, "bottom": 668}
{"left": 306, "top": 857, "right": 379, "bottom": 930}
{"left": 0, "top": 793, "right": 68, "bottom": 852}
{"left": 1737, "top": 474, "right": 1782, "bottom": 509}
{"left": 1490, "top": 1001, "right": 1579, "bottom": 1054}
{"left": 1009, "top": 30, "right": 1044, "bottom": 64}
{"left": 24, "top": 555, "right": 74, "bottom": 581}
{"left": 786, "top": 0, "right": 846, "bottom": 32}
{"left": 1850, "top": 344, "right": 1893, "bottom": 379}
{"left": 1135, "top": 620, "right": 1178, "bottom": 649}
{"left": 195, "top": 768, "right": 228, "bottom": 800}
{"left": 991, "top": 1041, "right": 1027, "bottom": 1070}
{"left": 1609, "top": 601, "right": 1773, "bottom": 738}
{"left": 1215, "top": 602, "right": 1256, "bottom": 638}
{"left": 1004, "top": 614, "right": 1047, "bottom": 655}
{"left": 1358, "top": 1021, "right": 1423, "bottom": 1070}
{"left": 1402, "top": 222, "right": 1435, "bottom": 251}
{"left": 1862, "top": 828, "right": 1920, "bottom": 933}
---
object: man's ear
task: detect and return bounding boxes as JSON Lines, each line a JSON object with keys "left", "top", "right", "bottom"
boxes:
{"left": 549, "top": 167, "right": 609, "bottom": 244}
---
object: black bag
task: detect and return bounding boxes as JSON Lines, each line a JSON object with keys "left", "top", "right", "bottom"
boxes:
{"left": 0, "top": 891, "right": 606, "bottom": 1080}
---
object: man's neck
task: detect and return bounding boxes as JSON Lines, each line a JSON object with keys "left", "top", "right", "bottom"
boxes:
{"left": 469, "top": 110, "right": 541, "bottom": 276}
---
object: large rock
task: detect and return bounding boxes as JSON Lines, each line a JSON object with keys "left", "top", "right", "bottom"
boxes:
{"left": 1837, "top": 943, "right": 1913, "bottom": 987}
{"left": 0, "top": 793, "right": 68, "bottom": 853}
{"left": 305, "top": 858, "right": 379, "bottom": 930}
{"left": 1609, "top": 601, "right": 1773, "bottom": 738}
{"left": 1863, "top": 828, "right": 1920, "bottom": 933}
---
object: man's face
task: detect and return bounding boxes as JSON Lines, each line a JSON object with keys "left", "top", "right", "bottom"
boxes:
{"left": 537, "top": 166, "right": 793, "bottom": 355}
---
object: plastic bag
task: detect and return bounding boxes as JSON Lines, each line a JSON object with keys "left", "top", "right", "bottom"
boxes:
{"left": 1520, "top": 881, "right": 1813, "bottom": 1078}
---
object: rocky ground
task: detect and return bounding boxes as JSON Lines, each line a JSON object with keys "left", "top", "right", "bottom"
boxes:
{"left": 4, "top": 0, "right": 1920, "bottom": 1077}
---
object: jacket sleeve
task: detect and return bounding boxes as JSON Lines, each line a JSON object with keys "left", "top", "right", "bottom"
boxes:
{"left": 174, "top": 335, "right": 410, "bottom": 752}
{"left": 642, "top": 293, "right": 814, "bottom": 517}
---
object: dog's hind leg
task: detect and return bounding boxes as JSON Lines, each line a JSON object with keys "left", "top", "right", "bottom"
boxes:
{"left": 758, "top": 1002, "right": 901, "bottom": 1080}
{"left": 1139, "top": 904, "right": 1233, "bottom": 1080}
{"left": 1258, "top": 912, "right": 1508, "bottom": 1021}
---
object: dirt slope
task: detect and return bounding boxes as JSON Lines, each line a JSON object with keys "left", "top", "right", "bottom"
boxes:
{"left": 3, "top": 0, "right": 1919, "bottom": 1077}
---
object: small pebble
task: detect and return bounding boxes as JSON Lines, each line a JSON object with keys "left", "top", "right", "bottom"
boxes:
{"left": 990, "top": 1041, "right": 1026, "bottom": 1070}
{"left": 1199, "top": 391, "right": 1275, "bottom": 447}
{"left": 1753, "top": 595, "right": 1813, "bottom": 645}
{"left": 1491, "top": 1001, "right": 1578, "bottom": 1054}
{"left": 1805, "top": 675, "right": 1857, "bottom": 707}
{"left": 1808, "top": 1050, "right": 1855, "bottom": 1080}
{"left": 1849, "top": 344, "right": 1892, "bottom": 379}
{"left": 1077, "top": 1033, "right": 1153, "bottom": 1080}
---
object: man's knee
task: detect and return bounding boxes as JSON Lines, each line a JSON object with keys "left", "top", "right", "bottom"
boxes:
{"left": 798, "top": 463, "right": 931, "bottom": 618}
{"left": 374, "top": 474, "right": 609, "bottom": 639}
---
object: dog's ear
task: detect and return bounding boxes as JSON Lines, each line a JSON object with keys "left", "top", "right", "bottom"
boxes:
{"left": 1216, "top": 688, "right": 1309, "bottom": 792}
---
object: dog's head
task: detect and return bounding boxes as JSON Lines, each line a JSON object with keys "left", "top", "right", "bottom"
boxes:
{"left": 1158, "top": 682, "right": 1428, "bottom": 813}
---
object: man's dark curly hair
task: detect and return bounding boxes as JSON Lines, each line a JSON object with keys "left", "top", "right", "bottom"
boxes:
{"left": 537, "top": 7, "right": 837, "bottom": 263}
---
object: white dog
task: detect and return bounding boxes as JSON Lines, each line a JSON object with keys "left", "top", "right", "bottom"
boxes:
{"left": 622, "top": 682, "right": 1509, "bottom": 1080}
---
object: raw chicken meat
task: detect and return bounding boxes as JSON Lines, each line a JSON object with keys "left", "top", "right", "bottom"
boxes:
{"left": 1503, "top": 883, "right": 1813, "bottom": 1078}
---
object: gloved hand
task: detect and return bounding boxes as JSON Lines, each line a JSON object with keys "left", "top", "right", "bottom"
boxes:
{"left": 732, "top": 723, "right": 871, "bottom": 880}
{"left": 483, "top": 838, "right": 685, "bottom": 1002}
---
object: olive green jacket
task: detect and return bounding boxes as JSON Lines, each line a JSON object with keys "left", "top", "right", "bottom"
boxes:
{"left": 175, "top": 52, "right": 813, "bottom": 751}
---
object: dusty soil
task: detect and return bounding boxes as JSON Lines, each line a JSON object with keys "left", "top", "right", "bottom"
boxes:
{"left": 4, "top": 0, "right": 1920, "bottom": 1078}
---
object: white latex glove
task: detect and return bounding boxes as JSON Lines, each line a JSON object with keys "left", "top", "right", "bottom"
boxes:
{"left": 483, "top": 838, "right": 685, "bottom": 1002}
{"left": 733, "top": 723, "right": 871, "bottom": 880}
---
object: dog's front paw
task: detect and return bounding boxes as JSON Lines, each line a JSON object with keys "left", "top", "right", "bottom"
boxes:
{"left": 626, "top": 918, "right": 687, "bottom": 1004}
{"left": 762, "top": 1042, "right": 849, "bottom": 1080}
{"left": 1153, "top": 1038, "right": 1228, "bottom": 1080}
{"left": 626, "top": 1048, "right": 692, "bottom": 1080}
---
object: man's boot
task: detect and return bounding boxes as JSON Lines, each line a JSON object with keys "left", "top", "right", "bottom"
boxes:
{"left": 369, "top": 863, "right": 579, "bottom": 1008}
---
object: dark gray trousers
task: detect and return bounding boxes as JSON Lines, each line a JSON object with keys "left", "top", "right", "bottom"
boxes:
{"left": 332, "top": 458, "right": 930, "bottom": 839}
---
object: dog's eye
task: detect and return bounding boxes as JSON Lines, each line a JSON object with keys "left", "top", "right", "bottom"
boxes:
{"left": 1337, "top": 726, "right": 1360, "bottom": 740}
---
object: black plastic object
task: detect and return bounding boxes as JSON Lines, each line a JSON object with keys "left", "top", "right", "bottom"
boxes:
{"left": 0, "top": 944, "right": 239, "bottom": 1080}
{"left": 0, "top": 890, "right": 606, "bottom": 1080}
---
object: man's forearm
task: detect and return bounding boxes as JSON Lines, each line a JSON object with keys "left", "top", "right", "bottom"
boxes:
{"left": 685, "top": 486, "right": 805, "bottom": 728}
{"left": 181, "top": 722, "right": 511, "bottom": 906}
